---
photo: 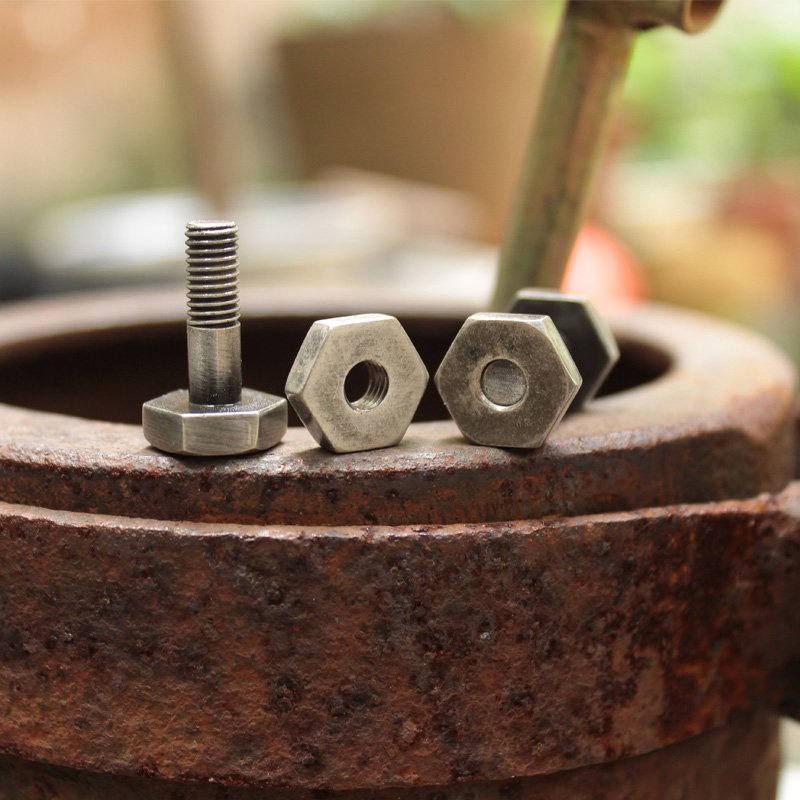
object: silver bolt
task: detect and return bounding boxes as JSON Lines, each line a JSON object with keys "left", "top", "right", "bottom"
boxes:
{"left": 185, "top": 220, "right": 242, "bottom": 406}
{"left": 142, "top": 221, "right": 287, "bottom": 456}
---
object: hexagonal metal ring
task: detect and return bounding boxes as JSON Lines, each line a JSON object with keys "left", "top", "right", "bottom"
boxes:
{"left": 142, "top": 388, "right": 287, "bottom": 456}
{"left": 285, "top": 314, "right": 429, "bottom": 453}
{"left": 509, "top": 288, "right": 619, "bottom": 409}
{"left": 435, "top": 312, "right": 581, "bottom": 449}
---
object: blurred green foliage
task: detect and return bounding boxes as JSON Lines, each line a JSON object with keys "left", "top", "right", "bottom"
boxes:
{"left": 624, "top": 0, "right": 800, "bottom": 166}
{"left": 297, "top": 0, "right": 800, "bottom": 170}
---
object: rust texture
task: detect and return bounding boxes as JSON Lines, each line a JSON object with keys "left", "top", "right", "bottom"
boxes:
{"left": 1, "top": 489, "right": 799, "bottom": 790}
{"left": 0, "top": 712, "right": 780, "bottom": 799}
{"left": 0, "top": 291, "right": 793, "bottom": 528}
{"left": 0, "top": 288, "right": 797, "bottom": 794}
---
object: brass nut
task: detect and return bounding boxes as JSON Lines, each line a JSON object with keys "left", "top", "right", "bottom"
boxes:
{"left": 285, "top": 314, "right": 429, "bottom": 453}
{"left": 435, "top": 312, "right": 581, "bottom": 448}
{"left": 510, "top": 288, "right": 619, "bottom": 409}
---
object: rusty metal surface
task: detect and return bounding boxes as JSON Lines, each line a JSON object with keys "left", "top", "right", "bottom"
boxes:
{"left": 0, "top": 712, "right": 780, "bottom": 799}
{"left": 0, "top": 288, "right": 793, "bottom": 527}
{"left": 0, "top": 287, "right": 797, "bottom": 792}
{"left": 1, "top": 487, "right": 799, "bottom": 790}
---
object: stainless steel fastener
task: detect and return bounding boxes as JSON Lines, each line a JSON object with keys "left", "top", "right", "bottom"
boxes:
{"left": 285, "top": 314, "right": 429, "bottom": 453}
{"left": 142, "top": 220, "right": 287, "bottom": 456}
{"left": 435, "top": 312, "right": 581, "bottom": 448}
{"left": 509, "top": 288, "right": 619, "bottom": 410}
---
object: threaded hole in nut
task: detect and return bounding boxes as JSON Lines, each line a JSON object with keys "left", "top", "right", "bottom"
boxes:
{"left": 345, "top": 360, "right": 389, "bottom": 411}
{"left": 481, "top": 359, "right": 527, "bottom": 408}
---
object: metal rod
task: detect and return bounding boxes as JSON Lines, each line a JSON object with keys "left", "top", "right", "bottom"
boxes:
{"left": 490, "top": 0, "right": 724, "bottom": 311}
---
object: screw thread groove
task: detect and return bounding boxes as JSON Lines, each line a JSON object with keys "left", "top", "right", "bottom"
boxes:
{"left": 186, "top": 220, "right": 239, "bottom": 328}
{"left": 347, "top": 360, "right": 390, "bottom": 411}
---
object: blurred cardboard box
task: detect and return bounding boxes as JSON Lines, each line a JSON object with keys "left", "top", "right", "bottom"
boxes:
{"left": 278, "top": 7, "right": 543, "bottom": 242}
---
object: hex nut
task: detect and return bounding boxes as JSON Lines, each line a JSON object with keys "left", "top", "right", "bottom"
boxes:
{"left": 285, "top": 314, "right": 429, "bottom": 453}
{"left": 435, "top": 312, "right": 581, "bottom": 449}
{"left": 509, "top": 288, "right": 619, "bottom": 409}
{"left": 143, "top": 388, "right": 287, "bottom": 456}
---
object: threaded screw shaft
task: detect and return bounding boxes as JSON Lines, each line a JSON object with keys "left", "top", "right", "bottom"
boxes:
{"left": 185, "top": 220, "right": 242, "bottom": 406}
{"left": 186, "top": 220, "right": 240, "bottom": 329}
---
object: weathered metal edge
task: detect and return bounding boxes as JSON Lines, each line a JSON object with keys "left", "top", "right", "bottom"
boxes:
{"left": 1, "top": 487, "right": 797, "bottom": 789}
{"left": 0, "top": 295, "right": 794, "bottom": 525}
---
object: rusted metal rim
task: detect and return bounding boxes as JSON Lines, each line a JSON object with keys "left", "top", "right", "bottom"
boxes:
{"left": 1, "top": 488, "right": 798, "bottom": 790}
{"left": 0, "top": 711, "right": 781, "bottom": 799}
{"left": 0, "top": 287, "right": 797, "bottom": 790}
{"left": 0, "top": 286, "right": 794, "bottom": 526}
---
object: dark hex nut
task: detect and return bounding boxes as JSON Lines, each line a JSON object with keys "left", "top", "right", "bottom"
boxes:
{"left": 509, "top": 288, "right": 619, "bottom": 409}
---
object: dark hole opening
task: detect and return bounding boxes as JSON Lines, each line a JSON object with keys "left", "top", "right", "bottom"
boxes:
{"left": 0, "top": 316, "right": 671, "bottom": 425}
{"left": 344, "top": 360, "right": 389, "bottom": 410}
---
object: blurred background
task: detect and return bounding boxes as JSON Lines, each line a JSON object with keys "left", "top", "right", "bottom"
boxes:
{"left": 1, "top": 0, "right": 800, "bottom": 791}
{"left": 3, "top": 0, "right": 800, "bottom": 349}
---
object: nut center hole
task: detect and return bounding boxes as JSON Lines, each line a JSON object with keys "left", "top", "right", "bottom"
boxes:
{"left": 481, "top": 358, "right": 527, "bottom": 407}
{"left": 345, "top": 360, "right": 389, "bottom": 411}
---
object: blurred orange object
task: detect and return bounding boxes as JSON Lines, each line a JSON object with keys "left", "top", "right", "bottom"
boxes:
{"left": 563, "top": 224, "right": 646, "bottom": 312}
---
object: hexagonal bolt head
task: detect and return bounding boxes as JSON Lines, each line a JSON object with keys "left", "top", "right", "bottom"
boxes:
{"left": 435, "top": 312, "right": 581, "bottom": 449}
{"left": 285, "top": 314, "right": 429, "bottom": 454}
{"left": 143, "top": 388, "right": 287, "bottom": 457}
{"left": 509, "top": 288, "right": 619, "bottom": 410}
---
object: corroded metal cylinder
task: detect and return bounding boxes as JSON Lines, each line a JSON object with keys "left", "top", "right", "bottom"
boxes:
{"left": 0, "top": 287, "right": 797, "bottom": 798}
